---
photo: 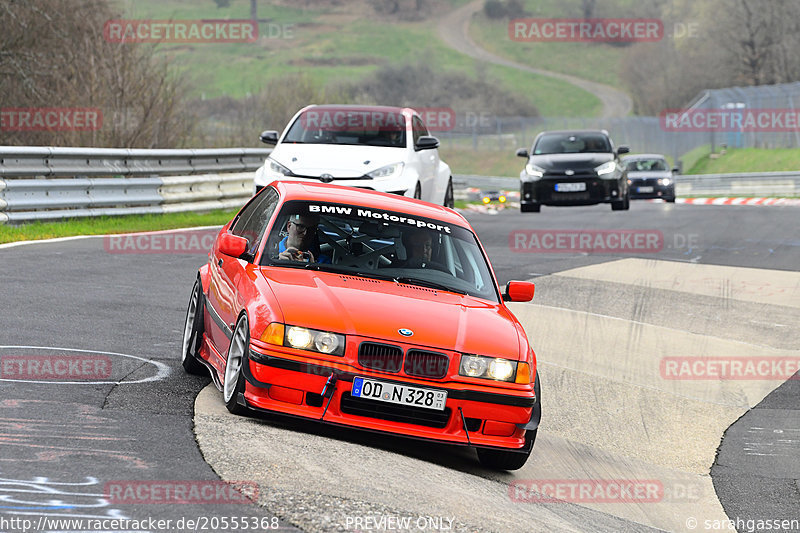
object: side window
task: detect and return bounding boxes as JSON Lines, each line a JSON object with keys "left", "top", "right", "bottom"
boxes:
{"left": 230, "top": 188, "right": 279, "bottom": 258}
{"left": 412, "top": 116, "right": 427, "bottom": 146}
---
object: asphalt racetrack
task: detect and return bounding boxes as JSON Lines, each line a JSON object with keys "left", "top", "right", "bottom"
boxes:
{"left": 1, "top": 200, "right": 798, "bottom": 532}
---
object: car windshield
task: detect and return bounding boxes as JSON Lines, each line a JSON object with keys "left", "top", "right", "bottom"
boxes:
{"left": 533, "top": 133, "right": 611, "bottom": 154}
{"left": 283, "top": 108, "right": 407, "bottom": 147}
{"left": 626, "top": 159, "right": 668, "bottom": 171}
{"left": 262, "top": 200, "right": 498, "bottom": 302}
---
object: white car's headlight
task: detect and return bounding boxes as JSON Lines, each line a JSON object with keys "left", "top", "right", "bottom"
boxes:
{"left": 659, "top": 178, "right": 671, "bottom": 186}
{"left": 366, "top": 162, "right": 404, "bottom": 179}
{"left": 594, "top": 161, "right": 617, "bottom": 177}
{"left": 524, "top": 162, "right": 545, "bottom": 179}
{"left": 269, "top": 158, "right": 293, "bottom": 176}
{"left": 459, "top": 354, "right": 518, "bottom": 382}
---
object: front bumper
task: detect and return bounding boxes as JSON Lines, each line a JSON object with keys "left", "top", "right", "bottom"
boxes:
{"left": 629, "top": 179, "right": 675, "bottom": 200}
{"left": 521, "top": 177, "right": 624, "bottom": 206}
{"left": 239, "top": 346, "right": 538, "bottom": 451}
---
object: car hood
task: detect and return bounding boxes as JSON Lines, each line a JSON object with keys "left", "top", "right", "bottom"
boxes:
{"left": 260, "top": 268, "right": 522, "bottom": 360}
{"left": 530, "top": 153, "right": 613, "bottom": 171}
{"left": 271, "top": 144, "right": 405, "bottom": 178}
{"left": 627, "top": 171, "right": 672, "bottom": 179}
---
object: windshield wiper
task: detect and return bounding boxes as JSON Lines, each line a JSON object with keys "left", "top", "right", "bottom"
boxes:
{"left": 393, "top": 276, "right": 467, "bottom": 295}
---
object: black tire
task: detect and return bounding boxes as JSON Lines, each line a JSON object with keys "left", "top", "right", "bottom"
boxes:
{"left": 666, "top": 197, "right": 676, "bottom": 203}
{"left": 477, "top": 429, "right": 537, "bottom": 470}
{"left": 413, "top": 182, "right": 422, "bottom": 200}
{"left": 181, "top": 278, "right": 207, "bottom": 376}
{"left": 521, "top": 203, "right": 540, "bottom": 213}
{"left": 223, "top": 315, "right": 251, "bottom": 416}
{"left": 443, "top": 178, "right": 454, "bottom": 208}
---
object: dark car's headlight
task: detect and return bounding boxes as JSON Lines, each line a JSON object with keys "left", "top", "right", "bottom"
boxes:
{"left": 524, "top": 162, "right": 545, "bottom": 180}
{"left": 459, "top": 354, "right": 529, "bottom": 383}
{"left": 594, "top": 161, "right": 617, "bottom": 178}
{"left": 261, "top": 323, "right": 345, "bottom": 356}
{"left": 658, "top": 178, "right": 671, "bottom": 186}
{"left": 268, "top": 158, "right": 293, "bottom": 176}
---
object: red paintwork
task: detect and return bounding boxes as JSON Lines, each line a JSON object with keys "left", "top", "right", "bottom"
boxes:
{"left": 194, "top": 180, "right": 537, "bottom": 450}
{"left": 506, "top": 280, "right": 535, "bottom": 302}
{"left": 218, "top": 233, "right": 248, "bottom": 257}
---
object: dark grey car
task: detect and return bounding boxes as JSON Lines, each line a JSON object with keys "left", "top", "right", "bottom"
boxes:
{"left": 516, "top": 130, "right": 630, "bottom": 212}
{"left": 622, "top": 154, "right": 677, "bottom": 203}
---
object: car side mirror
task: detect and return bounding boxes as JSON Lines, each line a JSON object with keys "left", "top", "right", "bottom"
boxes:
{"left": 259, "top": 130, "right": 279, "bottom": 145}
{"left": 617, "top": 146, "right": 630, "bottom": 155}
{"left": 219, "top": 233, "right": 248, "bottom": 258}
{"left": 503, "top": 281, "right": 535, "bottom": 302}
{"left": 415, "top": 135, "right": 439, "bottom": 151}
{"left": 516, "top": 148, "right": 529, "bottom": 158}
{"left": 672, "top": 167, "right": 680, "bottom": 173}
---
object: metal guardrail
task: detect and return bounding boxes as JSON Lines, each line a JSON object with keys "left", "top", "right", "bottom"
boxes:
{"left": 674, "top": 171, "right": 800, "bottom": 196}
{"left": 0, "top": 147, "right": 271, "bottom": 223}
{"left": 455, "top": 172, "right": 800, "bottom": 198}
{"left": 1, "top": 147, "right": 797, "bottom": 223}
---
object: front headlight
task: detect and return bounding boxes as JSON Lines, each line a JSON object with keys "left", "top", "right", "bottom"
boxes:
{"left": 658, "top": 178, "right": 671, "bottom": 186}
{"left": 366, "top": 162, "right": 404, "bottom": 179}
{"left": 285, "top": 325, "right": 345, "bottom": 356}
{"left": 261, "top": 323, "right": 345, "bottom": 356}
{"left": 269, "top": 158, "right": 293, "bottom": 176}
{"left": 459, "top": 354, "right": 518, "bottom": 382}
{"left": 594, "top": 161, "right": 617, "bottom": 177}
{"left": 524, "top": 162, "right": 545, "bottom": 179}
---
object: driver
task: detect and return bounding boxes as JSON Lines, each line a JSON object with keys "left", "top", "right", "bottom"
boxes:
{"left": 398, "top": 229, "right": 447, "bottom": 271}
{"left": 277, "top": 213, "right": 330, "bottom": 263}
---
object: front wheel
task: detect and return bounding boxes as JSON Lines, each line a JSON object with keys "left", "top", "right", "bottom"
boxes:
{"left": 521, "top": 203, "right": 540, "bottom": 213}
{"left": 181, "top": 279, "right": 207, "bottom": 376}
{"left": 476, "top": 429, "right": 537, "bottom": 470}
{"left": 611, "top": 195, "right": 630, "bottom": 211}
{"left": 223, "top": 315, "right": 251, "bottom": 416}
{"left": 443, "top": 177, "right": 454, "bottom": 208}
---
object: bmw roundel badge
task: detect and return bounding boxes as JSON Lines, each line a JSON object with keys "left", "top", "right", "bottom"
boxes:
{"left": 398, "top": 328, "right": 413, "bottom": 337}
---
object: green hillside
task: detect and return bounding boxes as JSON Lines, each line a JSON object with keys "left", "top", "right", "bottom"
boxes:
{"left": 111, "top": 0, "right": 602, "bottom": 117}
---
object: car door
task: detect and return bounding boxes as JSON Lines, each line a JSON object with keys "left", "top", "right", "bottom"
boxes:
{"left": 206, "top": 188, "right": 279, "bottom": 364}
{"left": 410, "top": 115, "right": 437, "bottom": 200}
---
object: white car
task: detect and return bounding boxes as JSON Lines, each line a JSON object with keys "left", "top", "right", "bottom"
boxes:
{"left": 254, "top": 105, "right": 454, "bottom": 207}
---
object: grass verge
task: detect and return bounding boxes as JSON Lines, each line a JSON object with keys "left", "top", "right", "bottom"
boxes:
{"left": 686, "top": 148, "right": 800, "bottom": 174}
{"left": 0, "top": 210, "right": 238, "bottom": 245}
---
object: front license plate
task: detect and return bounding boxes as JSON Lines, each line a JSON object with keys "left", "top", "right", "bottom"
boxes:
{"left": 637, "top": 186, "right": 654, "bottom": 193}
{"left": 352, "top": 377, "right": 447, "bottom": 411}
{"left": 555, "top": 182, "right": 586, "bottom": 192}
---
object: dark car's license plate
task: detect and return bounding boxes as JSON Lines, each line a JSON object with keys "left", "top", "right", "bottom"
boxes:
{"left": 555, "top": 182, "right": 586, "bottom": 192}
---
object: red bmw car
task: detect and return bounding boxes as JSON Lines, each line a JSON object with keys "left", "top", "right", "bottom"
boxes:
{"left": 181, "top": 180, "right": 540, "bottom": 470}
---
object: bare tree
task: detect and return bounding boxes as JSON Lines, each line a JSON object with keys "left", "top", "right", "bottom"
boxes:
{"left": 0, "top": 0, "right": 194, "bottom": 147}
